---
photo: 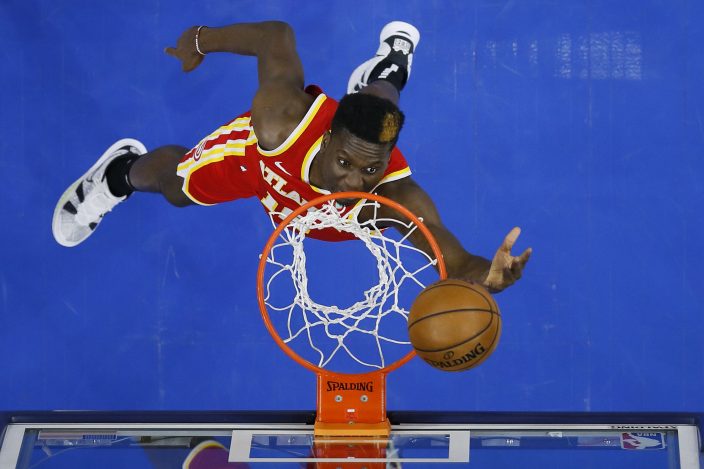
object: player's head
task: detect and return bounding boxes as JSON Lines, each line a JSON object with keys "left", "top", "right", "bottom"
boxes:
{"left": 331, "top": 93, "right": 405, "bottom": 147}
{"left": 316, "top": 94, "right": 405, "bottom": 204}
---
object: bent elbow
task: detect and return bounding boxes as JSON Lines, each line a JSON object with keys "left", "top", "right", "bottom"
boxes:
{"left": 265, "top": 21, "right": 295, "bottom": 43}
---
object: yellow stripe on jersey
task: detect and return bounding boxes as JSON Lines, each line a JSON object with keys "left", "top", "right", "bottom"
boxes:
{"left": 300, "top": 135, "right": 327, "bottom": 194}
{"left": 257, "top": 94, "right": 328, "bottom": 157}
{"left": 377, "top": 167, "right": 412, "bottom": 185}
{"left": 213, "top": 116, "right": 252, "bottom": 137}
{"left": 343, "top": 200, "right": 381, "bottom": 237}
{"left": 345, "top": 199, "right": 365, "bottom": 220}
{"left": 176, "top": 133, "right": 257, "bottom": 175}
{"left": 176, "top": 117, "right": 257, "bottom": 207}
{"left": 195, "top": 117, "right": 252, "bottom": 150}
{"left": 176, "top": 147, "right": 237, "bottom": 175}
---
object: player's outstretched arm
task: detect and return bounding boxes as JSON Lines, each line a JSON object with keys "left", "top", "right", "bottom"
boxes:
{"left": 376, "top": 178, "right": 531, "bottom": 292}
{"left": 483, "top": 227, "right": 532, "bottom": 292}
{"left": 165, "top": 21, "right": 310, "bottom": 150}
{"left": 165, "top": 21, "right": 303, "bottom": 79}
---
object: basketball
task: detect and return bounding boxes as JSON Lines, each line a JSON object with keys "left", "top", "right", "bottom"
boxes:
{"left": 408, "top": 279, "right": 501, "bottom": 372}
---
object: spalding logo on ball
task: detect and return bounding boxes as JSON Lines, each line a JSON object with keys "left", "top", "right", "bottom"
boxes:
{"left": 408, "top": 279, "right": 501, "bottom": 372}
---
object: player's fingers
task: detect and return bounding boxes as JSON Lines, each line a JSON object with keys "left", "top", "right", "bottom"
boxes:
{"left": 503, "top": 267, "right": 516, "bottom": 283}
{"left": 491, "top": 271, "right": 514, "bottom": 290}
{"left": 164, "top": 47, "right": 178, "bottom": 57}
{"left": 517, "top": 247, "right": 532, "bottom": 266}
{"left": 183, "top": 56, "right": 204, "bottom": 73}
{"left": 509, "top": 259, "right": 523, "bottom": 280}
{"left": 484, "top": 268, "right": 501, "bottom": 286}
{"left": 501, "top": 227, "right": 521, "bottom": 252}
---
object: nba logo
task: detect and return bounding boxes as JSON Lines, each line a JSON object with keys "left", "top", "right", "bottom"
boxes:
{"left": 620, "top": 432, "right": 666, "bottom": 450}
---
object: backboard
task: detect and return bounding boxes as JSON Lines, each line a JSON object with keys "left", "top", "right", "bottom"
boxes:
{"left": 1, "top": 411, "right": 702, "bottom": 468}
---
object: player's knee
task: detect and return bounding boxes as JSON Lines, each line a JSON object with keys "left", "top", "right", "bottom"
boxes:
{"left": 160, "top": 177, "right": 193, "bottom": 207}
{"left": 166, "top": 190, "right": 194, "bottom": 207}
{"left": 163, "top": 145, "right": 189, "bottom": 161}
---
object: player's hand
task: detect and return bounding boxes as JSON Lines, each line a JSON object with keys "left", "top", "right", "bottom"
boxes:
{"left": 482, "top": 227, "right": 532, "bottom": 293}
{"left": 165, "top": 27, "right": 205, "bottom": 72}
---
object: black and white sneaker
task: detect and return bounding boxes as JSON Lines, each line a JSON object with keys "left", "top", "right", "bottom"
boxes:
{"left": 347, "top": 21, "right": 420, "bottom": 94}
{"left": 52, "top": 138, "right": 147, "bottom": 247}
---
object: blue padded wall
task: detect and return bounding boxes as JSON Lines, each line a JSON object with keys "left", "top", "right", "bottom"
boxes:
{"left": 1, "top": 0, "right": 703, "bottom": 415}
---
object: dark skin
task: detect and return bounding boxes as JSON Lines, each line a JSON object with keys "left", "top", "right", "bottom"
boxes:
{"left": 136, "top": 21, "right": 531, "bottom": 292}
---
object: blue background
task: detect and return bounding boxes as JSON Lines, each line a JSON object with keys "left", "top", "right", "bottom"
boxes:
{"left": 1, "top": 0, "right": 703, "bottom": 418}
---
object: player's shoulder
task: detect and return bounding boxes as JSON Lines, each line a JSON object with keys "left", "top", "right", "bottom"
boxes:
{"left": 252, "top": 85, "right": 316, "bottom": 151}
{"left": 377, "top": 173, "right": 417, "bottom": 197}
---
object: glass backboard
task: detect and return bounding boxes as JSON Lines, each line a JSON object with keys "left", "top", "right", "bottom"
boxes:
{"left": 1, "top": 411, "right": 701, "bottom": 468}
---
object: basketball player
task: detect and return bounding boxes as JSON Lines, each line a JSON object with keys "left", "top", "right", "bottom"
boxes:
{"left": 52, "top": 20, "right": 531, "bottom": 293}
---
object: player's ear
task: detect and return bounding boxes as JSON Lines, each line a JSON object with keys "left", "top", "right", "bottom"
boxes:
{"left": 320, "top": 130, "right": 332, "bottom": 150}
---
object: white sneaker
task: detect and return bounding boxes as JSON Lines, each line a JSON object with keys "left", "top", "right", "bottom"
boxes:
{"left": 52, "top": 138, "right": 147, "bottom": 247}
{"left": 347, "top": 21, "right": 420, "bottom": 94}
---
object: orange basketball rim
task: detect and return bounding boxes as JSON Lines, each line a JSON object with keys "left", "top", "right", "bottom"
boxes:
{"left": 257, "top": 191, "right": 447, "bottom": 437}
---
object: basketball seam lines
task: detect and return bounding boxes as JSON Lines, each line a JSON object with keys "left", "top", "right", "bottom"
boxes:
{"left": 419, "top": 281, "right": 497, "bottom": 312}
{"left": 407, "top": 308, "right": 496, "bottom": 329}
{"left": 451, "top": 319, "right": 501, "bottom": 371}
{"left": 412, "top": 312, "right": 498, "bottom": 353}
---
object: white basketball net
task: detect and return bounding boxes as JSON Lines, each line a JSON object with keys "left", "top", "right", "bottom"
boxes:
{"left": 262, "top": 199, "right": 439, "bottom": 370}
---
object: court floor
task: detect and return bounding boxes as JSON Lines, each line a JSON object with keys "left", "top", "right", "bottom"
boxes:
{"left": 1, "top": 0, "right": 704, "bottom": 467}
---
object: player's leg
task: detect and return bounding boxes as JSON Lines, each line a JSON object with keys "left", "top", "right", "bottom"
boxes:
{"left": 122, "top": 145, "right": 193, "bottom": 207}
{"left": 52, "top": 140, "right": 192, "bottom": 247}
{"left": 347, "top": 21, "right": 420, "bottom": 104}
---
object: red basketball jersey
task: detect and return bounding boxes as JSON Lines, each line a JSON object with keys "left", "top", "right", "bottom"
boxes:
{"left": 176, "top": 85, "right": 411, "bottom": 241}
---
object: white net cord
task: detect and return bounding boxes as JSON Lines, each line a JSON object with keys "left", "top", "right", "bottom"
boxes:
{"left": 263, "top": 200, "right": 438, "bottom": 370}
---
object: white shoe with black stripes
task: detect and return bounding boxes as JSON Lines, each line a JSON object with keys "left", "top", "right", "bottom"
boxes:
{"left": 52, "top": 138, "right": 146, "bottom": 247}
{"left": 347, "top": 21, "right": 420, "bottom": 94}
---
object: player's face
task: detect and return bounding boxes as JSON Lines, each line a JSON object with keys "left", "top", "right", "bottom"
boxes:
{"left": 316, "top": 130, "right": 391, "bottom": 206}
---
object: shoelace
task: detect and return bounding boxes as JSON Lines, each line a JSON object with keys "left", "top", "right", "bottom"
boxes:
{"left": 75, "top": 182, "right": 119, "bottom": 226}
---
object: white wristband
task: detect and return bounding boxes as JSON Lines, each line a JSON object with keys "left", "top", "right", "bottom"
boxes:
{"left": 195, "top": 26, "right": 207, "bottom": 56}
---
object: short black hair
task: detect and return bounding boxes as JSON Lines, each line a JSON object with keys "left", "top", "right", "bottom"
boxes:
{"left": 331, "top": 93, "right": 405, "bottom": 146}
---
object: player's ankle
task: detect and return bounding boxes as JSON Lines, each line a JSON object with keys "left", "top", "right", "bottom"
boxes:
{"left": 367, "top": 58, "right": 408, "bottom": 92}
{"left": 105, "top": 154, "right": 140, "bottom": 197}
{"left": 359, "top": 80, "right": 400, "bottom": 104}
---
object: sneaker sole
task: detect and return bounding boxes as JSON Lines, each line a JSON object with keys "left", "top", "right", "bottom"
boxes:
{"left": 52, "top": 138, "right": 147, "bottom": 247}
{"left": 347, "top": 57, "right": 380, "bottom": 94}
{"left": 379, "top": 21, "right": 420, "bottom": 48}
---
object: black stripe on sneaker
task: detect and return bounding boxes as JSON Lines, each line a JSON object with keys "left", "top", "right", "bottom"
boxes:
{"left": 76, "top": 182, "right": 85, "bottom": 202}
{"left": 63, "top": 201, "right": 77, "bottom": 215}
{"left": 118, "top": 145, "right": 136, "bottom": 156}
{"left": 394, "top": 32, "right": 412, "bottom": 40}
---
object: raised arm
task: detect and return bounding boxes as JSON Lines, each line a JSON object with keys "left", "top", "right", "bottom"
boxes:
{"left": 165, "top": 21, "right": 313, "bottom": 149}
{"left": 376, "top": 177, "right": 531, "bottom": 292}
